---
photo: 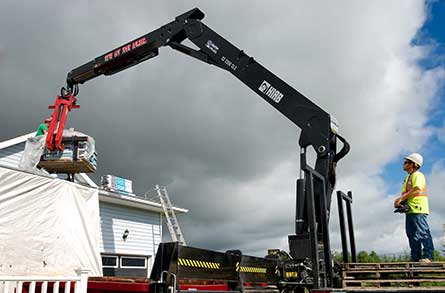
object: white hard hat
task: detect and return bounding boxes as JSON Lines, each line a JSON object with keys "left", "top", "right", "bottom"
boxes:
{"left": 405, "top": 153, "right": 423, "bottom": 167}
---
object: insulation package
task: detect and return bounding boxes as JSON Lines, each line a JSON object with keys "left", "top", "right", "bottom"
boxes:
{"left": 0, "top": 165, "right": 103, "bottom": 277}
{"left": 100, "top": 175, "right": 133, "bottom": 194}
{"left": 19, "top": 129, "right": 97, "bottom": 174}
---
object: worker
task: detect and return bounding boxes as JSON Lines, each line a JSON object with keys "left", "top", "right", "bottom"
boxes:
{"left": 394, "top": 153, "right": 434, "bottom": 262}
{"left": 36, "top": 117, "right": 52, "bottom": 136}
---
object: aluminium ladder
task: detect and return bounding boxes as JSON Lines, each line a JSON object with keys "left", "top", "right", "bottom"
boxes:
{"left": 155, "top": 185, "right": 187, "bottom": 246}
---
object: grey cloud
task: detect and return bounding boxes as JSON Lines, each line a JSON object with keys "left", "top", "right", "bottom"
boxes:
{"left": 1, "top": 0, "right": 443, "bottom": 256}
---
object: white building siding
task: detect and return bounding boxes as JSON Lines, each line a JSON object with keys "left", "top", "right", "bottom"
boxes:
{"left": 99, "top": 202, "right": 161, "bottom": 256}
{"left": 0, "top": 142, "right": 25, "bottom": 168}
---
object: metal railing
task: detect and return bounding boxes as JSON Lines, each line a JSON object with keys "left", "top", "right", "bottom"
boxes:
{"left": 0, "top": 269, "right": 89, "bottom": 293}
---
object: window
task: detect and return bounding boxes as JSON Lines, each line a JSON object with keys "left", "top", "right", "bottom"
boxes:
{"left": 102, "top": 255, "right": 118, "bottom": 268}
{"left": 120, "top": 256, "right": 147, "bottom": 268}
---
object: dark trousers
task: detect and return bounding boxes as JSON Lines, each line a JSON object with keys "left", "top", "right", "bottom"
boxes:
{"left": 405, "top": 213, "right": 434, "bottom": 261}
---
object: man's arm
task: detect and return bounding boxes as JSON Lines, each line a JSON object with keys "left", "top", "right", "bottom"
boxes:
{"left": 394, "top": 186, "right": 421, "bottom": 208}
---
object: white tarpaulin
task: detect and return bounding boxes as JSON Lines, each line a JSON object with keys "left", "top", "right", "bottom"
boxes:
{"left": 0, "top": 166, "right": 102, "bottom": 277}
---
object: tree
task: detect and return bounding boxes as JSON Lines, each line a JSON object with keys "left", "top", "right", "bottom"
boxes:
{"left": 357, "top": 251, "right": 369, "bottom": 263}
{"left": 434, "top": 250, "right": 445, "bottom": 261}
{"left": 368, "top": 251, "right": 381, "bottom": 263}
{"left": 334, "top": 249, "right": 445, "bottom": 263}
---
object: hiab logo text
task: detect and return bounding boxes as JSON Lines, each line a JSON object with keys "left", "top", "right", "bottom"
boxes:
{"left": 205, "top": 40, "right": 219, "bottom": 54}
{"left": 259, "top": 80, "right": 284, "bottom": 103}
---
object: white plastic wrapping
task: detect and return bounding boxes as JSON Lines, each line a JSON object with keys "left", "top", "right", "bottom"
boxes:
{"left": 0, "top": 166, "right": 103, "bottom": 277}
{"left": 18, "top": 135, "right": 46, "bottom": 174}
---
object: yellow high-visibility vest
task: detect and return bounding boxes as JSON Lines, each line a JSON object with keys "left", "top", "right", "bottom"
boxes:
{"left": 402, "top": 171, "right": 428, "bottom": 214}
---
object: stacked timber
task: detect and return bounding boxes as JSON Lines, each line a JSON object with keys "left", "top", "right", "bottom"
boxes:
{"left": 342, "top": 262, "right": 445, "bottom": 289}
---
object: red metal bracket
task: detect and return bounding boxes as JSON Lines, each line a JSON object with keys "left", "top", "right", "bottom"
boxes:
{"left": 46, "top": 94, "right": 80, "bottom": 151}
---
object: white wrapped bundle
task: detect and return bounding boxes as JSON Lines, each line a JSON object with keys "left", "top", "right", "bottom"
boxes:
{"left": 38, "top": 129, "right": 97, "bottom": 173}
{"left": 100, "top": 175, "right": 133, "bottom": 194}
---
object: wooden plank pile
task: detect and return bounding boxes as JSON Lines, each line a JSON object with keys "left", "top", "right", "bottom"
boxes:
{"left": 342, "top": 262, "right": 445, "bottom": 289}
{"left": 38, "top": 158, "right": 96, "bottom": 173}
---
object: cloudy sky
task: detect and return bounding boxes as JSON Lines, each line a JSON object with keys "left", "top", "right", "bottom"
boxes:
{"left": 1, "top": 0, "right": 444, "bottom": 257}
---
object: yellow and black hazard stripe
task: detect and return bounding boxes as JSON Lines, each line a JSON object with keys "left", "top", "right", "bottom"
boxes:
{"left": 178, "top": 258, "right": 221, "bottom": 269}
{"left": 235, "top": 262, "right": 267, "bottom": 274}
{"left": 285, "top": 271, "right": 298, "bottom": 278}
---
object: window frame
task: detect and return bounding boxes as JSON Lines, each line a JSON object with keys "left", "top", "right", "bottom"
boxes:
{"left": 101, "top": 255, "right": 119, "bottom": 268}
{"left": 120, "top": 256, "right": 148, "bottom": 269}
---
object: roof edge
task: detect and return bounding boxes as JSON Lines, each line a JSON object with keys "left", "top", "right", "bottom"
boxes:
{"left": 99, "top": 189, "right": 188, "bottom": 214}
{"left": 0, "top": 132, "right": 36, "bottom": 149}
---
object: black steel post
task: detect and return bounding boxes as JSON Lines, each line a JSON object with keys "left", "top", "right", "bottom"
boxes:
{"left": 346, "top": 191, "right": 357, "bottom": 262}
{"left": 319, "top": 176, "right": 333, "bottom": 287}
{"left": 337, "top": 191, "right": 349, "bottom": 263}
{"left": 296, "top": 178, "right": 305, "bottom": 234}
{"left": 306, "top": 171, "right": 320, "bottom": 289}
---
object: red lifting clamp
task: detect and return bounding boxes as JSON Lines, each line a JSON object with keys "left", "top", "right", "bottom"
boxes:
{"left": 46, "top": 93, "right": 80, "bottom": 151}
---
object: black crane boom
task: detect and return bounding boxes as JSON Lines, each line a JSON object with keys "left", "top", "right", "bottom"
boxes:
{"left": 64, "top": 8, "right": 350, "bottom": 289}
